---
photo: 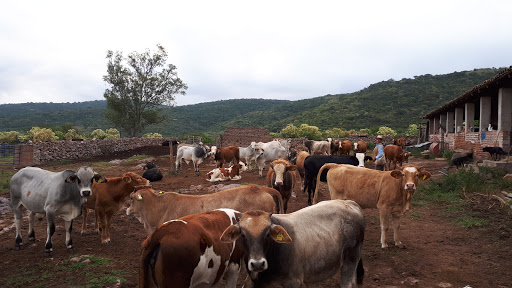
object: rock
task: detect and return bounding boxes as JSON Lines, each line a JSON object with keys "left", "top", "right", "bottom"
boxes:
{"left": 438, "top": 282, "right": 453, "bottom": 288}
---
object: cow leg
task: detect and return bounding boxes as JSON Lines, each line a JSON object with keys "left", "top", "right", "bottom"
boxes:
{"left": 391, "top": 214, "right": 404, "bottom": 248}
{"left": 65, "top": 220, "right": 74, "bottom": 252}
{"left": 224, "top": 262, "right": 241, "bottom": 288}
{"left": 283, "top": 197, "right": 289, "bottom": 214}
{"left": 12, "top": 201, "right": 23, "bottom": 250}
{"left": 44, "top": 212, "right": 56, "bottom": 256}
{"left": 98, "top": 210, "right": 109, "bottom": 244}
{"left": 28, "top": 211, "right": 36, "bottom": 243}
{"left": 81, "top": 206, "right": 88, "bottom": 234}
{"left": 379, "top": 209, "right": 390, "bottom": 249}
{"left": 340, "top": 247, "right": 362, "bottom": 288}
{"left": 103, "top": 212, "right": 114, "bottom": 244}
{"left": 94, "top": 209, "right": 100, "bottom": 234}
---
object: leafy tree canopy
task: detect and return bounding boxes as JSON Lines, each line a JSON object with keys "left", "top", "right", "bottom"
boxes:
{"left": 103, "top": 44, "right": 187, "bottom": 137}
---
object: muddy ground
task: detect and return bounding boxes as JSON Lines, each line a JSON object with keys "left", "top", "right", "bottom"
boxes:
{"left": 0, "top": 145, "right": 511, "bottom": 288}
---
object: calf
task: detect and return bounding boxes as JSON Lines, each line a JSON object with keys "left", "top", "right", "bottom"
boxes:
{"left": 127, "top": 184, "right": 283, "bottom": 234}
{"left": 81, "top": 172, "right": 149, "bottom": 243}
{"left": 393, "top": 137, "right": 406, "bottom": 147}
{"left": 212, "top": 145, "right": 240, "bottom": 168}
{"left": 384, "top": 145, "right": 407, "bottom": 170}
{"left": 205, "top": 161, "right": 248, "bottom": 182}
{"left": 10, "top": 167, "right": 105, "bottom": 256}
{"left": 303, "top": 155, "right": 360, "bottom": 205}
{"left": 142, "top": 162, "right": 163, "bottom": 182}
{"left": 353, "top": 140, "right": 367, "bottom": 153}
{"left": 266, "top": 159, "right": 296, "bottom": 213}
{"left": 221, "top": 200, "right": 365, "bottom": 287}
{"left": 176, "top": 144, "right": 210, "bottom": 175}
{"left": 140, "top": 209, "right": 243, "bottom": 288}
{"left": 313, "top": 164, "right": 431, "bottom": 248}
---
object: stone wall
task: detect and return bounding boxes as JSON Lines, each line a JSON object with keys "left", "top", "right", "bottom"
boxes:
{"left": 28, "top": 138, "right": 175, "bottom": 165}
{"left": 217, "top": 127, "right": 273, "bottom": 147}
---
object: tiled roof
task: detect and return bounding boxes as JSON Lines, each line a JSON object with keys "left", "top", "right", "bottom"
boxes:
{"left": 423, "top": 66, "right": 512, "bottom": 119}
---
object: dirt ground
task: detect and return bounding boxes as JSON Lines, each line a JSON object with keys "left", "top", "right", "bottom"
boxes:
{"left": 0, "top": 145, "right": 511, "bottom": 288}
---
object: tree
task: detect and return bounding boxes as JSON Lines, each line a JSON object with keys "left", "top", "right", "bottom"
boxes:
{"left": 377, "top": 126, "right": 397, "bottom": 137}
{"left": 405, "top": 124, "right": 418, "bottom": 136}
{"left": 103, "top": 44, "right": 188, "bottom": 137}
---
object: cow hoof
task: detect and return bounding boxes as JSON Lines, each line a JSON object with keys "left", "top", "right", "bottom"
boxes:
{"left": 15, "top": 244, "right": 23, "bottom": 250}
{"left": 44, "top": 250, "right": 53, "bottom": 257}
{"left": 101, "top": 240, "right": 111, "bottom": 245}
{"left": 29, "top": 237, "right": 36, "bottom": 243}
{"left": 67, "top": 247, "right": 75, "bottom": 253}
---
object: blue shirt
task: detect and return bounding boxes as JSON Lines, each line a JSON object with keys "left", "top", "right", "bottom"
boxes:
{"left": 376, "top": 143, "right": 384, "bottom": 159}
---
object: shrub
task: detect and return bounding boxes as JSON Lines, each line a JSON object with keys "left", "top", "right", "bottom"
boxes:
{"left": 90, "top": 129, "right": 108, "bottom": 140}
{"left": 105, "top": 128, "right": 120, "bottom": 139}
{"left": 0, "top": 131, "right": 20, "bottom": 143}
{"left": 280, "top": 124, "right": 300, "bottom": 138}
{"left": 143, "top": 133, "right": 163, "bottom": 138}
{"left": 298, "top": 124, "right": 322, "bottom": 140}
{"left": 64, "top": 129, "right": 82, "bottom": 140}
{"left": 405, "top": 124, "right": 418, "bottom": 136}
{"left": 377, "top": 126, "right": 397, "bottom": 137}
{"left": 26, "top": 127, "right": 58, "bottom": 142}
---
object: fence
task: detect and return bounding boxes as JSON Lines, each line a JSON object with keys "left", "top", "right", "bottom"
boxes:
{"left": 0, "top": 143, "right": 21, "bottom": 166}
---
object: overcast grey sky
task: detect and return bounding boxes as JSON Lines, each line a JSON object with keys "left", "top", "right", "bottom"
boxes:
{"left": 1, "top": 0, "right": 510, "bottom": 107}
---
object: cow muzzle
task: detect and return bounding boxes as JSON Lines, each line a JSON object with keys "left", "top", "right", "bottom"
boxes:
{"left": 404, "top": 183, "right": 416, "bottom": 191}
{"left": 81, "top": 190, "right": 91, "bottom": 197}
{"left": 248, "top": 258, "right": 268, "bottom": 272}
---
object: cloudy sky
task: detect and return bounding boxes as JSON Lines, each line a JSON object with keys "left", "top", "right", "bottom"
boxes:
{"left": 1, "top": 0, "right": 510, "bottom": 106}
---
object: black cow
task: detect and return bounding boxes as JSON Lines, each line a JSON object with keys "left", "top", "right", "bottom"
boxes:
{"left": 142, "top": 162, "right": 163, "bottom": 182}
{"left": 303, "top": 155, "right": 359, "bottom": 205}
{"left": 483, "top": 146, "right": 507, "bottom": 161}
{"left": 452, "top": 155, "right": 472, "bottom": 168}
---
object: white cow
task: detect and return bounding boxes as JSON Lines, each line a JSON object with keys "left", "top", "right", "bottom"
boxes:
{"left": 254, "top": 141, "right": 289, "bottom": 177}
{"left": 239, "top": 143, "right": 264, "bottom": 169}
{"left": 175, "top": 143, "right": 211, "bottom": 175}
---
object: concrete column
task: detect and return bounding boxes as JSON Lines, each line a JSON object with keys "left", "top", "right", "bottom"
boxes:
{"left": 440, "top": 114, "right": 447, "bottom": 133}
{"left": 480, "top": 96, "right": 492, "bottom": 131}
{"left": 429, "top": 118, "right": 435, "bottom": 135}
{"left": 465, "top": 103, "right": 475, "bottom": 132}
{"left": 446, "top": 111, "right": 455, "bottom": 133}
{"left": 433, "top": 117, "right": 439, "bottom": 134}
{"left": 498, "top": 88, "right": 512, "bottom": 132}
{"left": 455, "top": 107, "right": 464, "bottom": 133}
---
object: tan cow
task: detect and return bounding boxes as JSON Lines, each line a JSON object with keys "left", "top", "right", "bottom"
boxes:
{"left": 393, "top": 137, "right": 406, "bottom": 148}
{"left": 313, "top": 164, "right": 431, "bottom": 248}
{"left": 82, "top": 172, "right": 149, "bottom": 243}
{"left": 384, "top": 145, "right": 409, "bottom": 170}
{"left": 127, "top": 184, "right": 284, "bottom": 234}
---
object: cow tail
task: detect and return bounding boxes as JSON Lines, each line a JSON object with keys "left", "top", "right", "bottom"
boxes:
{"left": 357, "top": 257, "right": 364, "bottom": 285}
{"left": 312, "top": 163, "right": 337, "bottom": 205}
{"left": 140, "top": 238, "right": 161, "bottom": 288}
{"left": 269, "top": 189, "right": 284, "bottom": 213}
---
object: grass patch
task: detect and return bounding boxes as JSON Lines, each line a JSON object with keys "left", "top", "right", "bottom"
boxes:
{"left": 408, "top": 211, "right": 420, "bottom": 219}
{"left": 0, "top": 168, "right": 16, "bottom": 191}
{"left": 456, "top": 215, "right": 489, "bottom": 228}
{"left": 3, "top": 269, "right": 45, "bottom": 286}
{"left": 124, "top": 154, "right": 153, "bottom": 163}
{"left": 61, "top": 255, "right": 112, "bottom": 271}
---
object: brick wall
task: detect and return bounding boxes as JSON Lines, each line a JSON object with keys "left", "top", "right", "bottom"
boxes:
{"left": 23, "top": 138, "right": 175, "bottom": 165}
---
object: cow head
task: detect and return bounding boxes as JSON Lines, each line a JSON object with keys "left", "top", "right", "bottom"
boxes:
{"left": 143, "top": 162, "right": 157, "bottom": 170}
{"left": 65, "top": 166, "right": 106, "bottom": 197}
{"left": 238, "top": 161, "right": 248, "bottom": 173}
{"left": 123, "top": 172, "right": 150, "bottom": 186}
{"left": 270, "top": 159, "right": 296, "bottom": 186}
{"left": 209, "top": 146, "right": 218, "bottom": 157}
{"left": 390, "top": 166, "right": 431, "bottom": 192}
{"left": 221, "top": 210, "right": 292, "bottom": 275}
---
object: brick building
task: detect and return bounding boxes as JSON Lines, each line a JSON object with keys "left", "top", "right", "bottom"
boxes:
{"left": 423, "top": 66, "right": 512, "bottom": 157}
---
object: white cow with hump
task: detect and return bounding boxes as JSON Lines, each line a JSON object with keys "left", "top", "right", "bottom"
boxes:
{"left": 254, "top": 140, "right": 289, "bottom": 177}
{"left": 239, "top": 142, "right": 264, "bottom": 169}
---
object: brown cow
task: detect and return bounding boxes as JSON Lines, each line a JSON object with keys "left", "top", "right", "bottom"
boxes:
{"left": 140, "top": 209, "right": 243, "bottom": 288}
{"left": 82, "top": 172, "right": 149, "bottom": 243}
{"left": 393, "top": 137, "right": 406, "bottom": 147}
{"left": 353, "top": 140, "right": 367, "bottom": 153}
{"left": 212, "top": 145, "right": 240, "bottom": 168}
{"left": 313, "top": 164, "right": 431, "bottom": 248}
{"left": 266, "top": 159, "right": 297, "bottom": 213}
{"left": 384, "top": 145, "right": 408, "bottom": 170}
{"left": 205, "top": 161, "right": 248, "bottom": 182}
{"left": 294, "top": 151, "right": 310, "bottom": 184}
{"left": 127, "top": 184, "right": 283, "bottom": 234}
{"left": 339, "top": 140, "right": 352, "bottom": 155}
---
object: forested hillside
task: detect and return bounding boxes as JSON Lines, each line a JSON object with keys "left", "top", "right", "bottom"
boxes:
{"left": 0, "top": 68, "right": 504, "bottom": 136}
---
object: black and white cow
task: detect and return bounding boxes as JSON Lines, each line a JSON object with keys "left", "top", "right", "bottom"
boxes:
{"left": 221, "top": 200, "right": 365, "bottom": 287}
{"left": 10, "top": 166, "right": 106, "bottom": 256}
{"left": 175, "top": 144, "right": 211, "bottom": 175}
{"left": 303, "top": 155, "right": 360, "bottom": 205}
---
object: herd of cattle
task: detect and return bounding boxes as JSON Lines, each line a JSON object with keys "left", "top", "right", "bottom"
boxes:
{"left": 9, "top": 138, "right": 434, "bottom": 287}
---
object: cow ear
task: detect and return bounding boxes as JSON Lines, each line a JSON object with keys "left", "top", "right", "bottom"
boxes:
{"left": 287, "top": 165, "right": 297, "bottom": 171}
{"left": 65, "top": 175, "right": 77, "bottom": 183}
{"left": 418, "top": 170, "right": 431, "bottom": 181}
{"left": 94, "top": 174, "right": 107, "bottom": 183}
{"left": 270, "top": 224, "right": 292, "bottom": 243}
{"left": 220, "top": 225, "right": 241, "bottom": 243}
{"left": 390, "top": 170, "right": 404, "bottom": 179}
{"left": 123, "top": 175, "right": 131, "bottom": 183}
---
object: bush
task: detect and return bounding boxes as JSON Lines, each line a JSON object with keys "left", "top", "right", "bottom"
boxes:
{"left": 405, "top": 124, "right": 418, "bottom": 136}
{"left": 105, "top": 128, "right": 120, "bottom": 139}
{"left": 298, "top": 124, "right": 322, "bottom": 140}
{"left": 280, "top": 124, "right": 300, "bottom": 138}
{"left": 0, "top": 131, "right": 20, "bottom": 143}
{"left": 64, "top": 129, "right": 82, "bottom": 140}
{"left": 91, "top": 129, "right": 108, "bottom": 140}
{"left": 377, "top": 126, "right": 397, "bottom": 137}
{"left": 26, "top": 127, "right": 58, "bottom": 142}
{"left": 143, "top": 133, "right": 163, "bottom": 138}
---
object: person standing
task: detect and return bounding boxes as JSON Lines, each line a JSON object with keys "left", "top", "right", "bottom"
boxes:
{"left": 373, "top": 135, "right": 385, "bottom": 170}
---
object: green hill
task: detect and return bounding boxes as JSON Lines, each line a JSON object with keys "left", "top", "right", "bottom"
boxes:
{"left": 0, "top": 68, "right": 504, "bottom": 136}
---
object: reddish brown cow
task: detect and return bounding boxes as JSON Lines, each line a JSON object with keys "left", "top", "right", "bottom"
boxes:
{"left": 313, "top": 164, "right": 431, "bottom": 248}
{"left": 266, "top": 159, "right": 297, "bottom": 213}
{"left": 82, "top": 172, "right": 149, "bottom": 243}
{"left": 140, "top": 209, "right": 243, "bottom": 288}
{"left": 384, "top": 145, "right": 408, "bottom": 170}
{"left": 213, "top": 145, "right": 240, "bottom": 168}
{"left": 353, "top": 140, "right": 367, "bottom": 153}
{"left": 393, "top": 137, "right": 406, "bottom": 147}
{"left": 339, "top": 140, "right": 352, "bottom": 156}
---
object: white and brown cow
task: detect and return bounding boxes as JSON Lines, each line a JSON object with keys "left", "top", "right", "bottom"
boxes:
{"left": 140, "top": 209, "right": 243, "bottom": 288}
{"left": 266, "top": 159, "right": 296, "bottom": 213}
{"left": 353, "top": 140, "right": 367, "bottom": 153}
{"left": 127, "top": 184, "right": 283, "bottom": 234}
{"left": 339, "top": 140, "right": 352, "bottom": 156}
{"left": 313, "top": 164, "right": 431, "bottom": 248}
{"left": 205, "top": 161, "right": 248, "bottom": 182}
{"left": 211, "top": 145, "right": 240, "bottom": 168}
{"left": 221, "top": 200, "right": 365, "bottom": 287}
